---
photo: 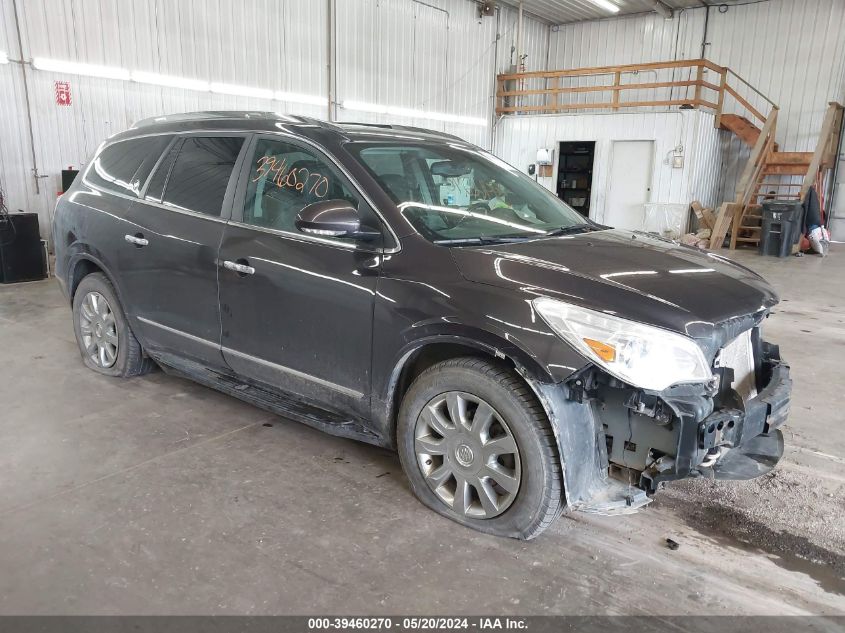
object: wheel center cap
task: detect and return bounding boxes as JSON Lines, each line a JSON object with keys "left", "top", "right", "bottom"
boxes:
{"left": 455, "top": 443, "right": 474, "bottom": 467}
{"left": 94, "top": 322, "right": 104, "bottom": 338}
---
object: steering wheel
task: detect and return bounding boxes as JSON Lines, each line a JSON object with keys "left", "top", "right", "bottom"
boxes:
{"left": 446, "top": 202, "right": 492, "bottom": 229}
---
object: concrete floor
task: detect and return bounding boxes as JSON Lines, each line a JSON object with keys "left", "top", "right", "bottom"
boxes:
{"left": 0, "top": 247, "right": 843, "bottom": 615}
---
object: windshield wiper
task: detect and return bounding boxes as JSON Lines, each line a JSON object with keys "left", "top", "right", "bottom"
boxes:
{"left": 433, "top": 235, "right": 534, "bottom": 246}
{"left": 544, "top": 223, "right": 602, "bottom": 237}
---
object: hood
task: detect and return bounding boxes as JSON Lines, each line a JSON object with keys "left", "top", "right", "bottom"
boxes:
{"left": 450, "top": 229, "right": 778, "bottom": 347}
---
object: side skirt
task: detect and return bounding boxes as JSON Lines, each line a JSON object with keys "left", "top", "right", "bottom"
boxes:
{"left": 151, "top": 352, "right": 386, "bottom": 447}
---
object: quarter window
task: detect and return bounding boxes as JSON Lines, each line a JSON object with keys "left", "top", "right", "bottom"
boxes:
{"left": 242, "top": 138, "right": 359, "bottom": 233}
{"left": 86, "top": 135, "right": 174, "bottom": 197}
{"left": 161, "top": 137, "right": 245, "bottom": 217}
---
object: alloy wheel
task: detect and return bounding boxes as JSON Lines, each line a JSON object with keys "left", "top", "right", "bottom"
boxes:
{"left": 79, "top": 291, "right": 119, "bottom": 368}
{"left": 414, "top": 391, "right": 521, "bottom": 519}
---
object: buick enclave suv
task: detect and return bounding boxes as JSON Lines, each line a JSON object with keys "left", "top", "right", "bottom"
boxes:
{"left": 54, "top": 112, "right": 791, "bottom": 539}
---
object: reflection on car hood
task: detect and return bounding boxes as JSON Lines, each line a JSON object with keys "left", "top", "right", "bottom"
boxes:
{"left": 450, "top": 229, "right": 779, "bottom": 341}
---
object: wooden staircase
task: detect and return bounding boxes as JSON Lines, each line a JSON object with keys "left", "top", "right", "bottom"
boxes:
{"left": 710, "top": 101, "right": 844, "bottom": 250}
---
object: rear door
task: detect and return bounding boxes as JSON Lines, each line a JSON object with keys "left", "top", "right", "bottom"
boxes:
{"left": 121, "top": 133, "right": 249, "bottom": 368}
{"left": 217, "top": 134, "right": 387, "bottom": 418}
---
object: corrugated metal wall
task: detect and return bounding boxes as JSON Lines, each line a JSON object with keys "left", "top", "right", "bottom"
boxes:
{"left": 0, "top": 0, "right": 547, "bottom": 239}
{"left": 494, "top": 109, "right": 723, "bottom": 225}
{"left": 545, "top": 0, "right": 845, "bottom": 204}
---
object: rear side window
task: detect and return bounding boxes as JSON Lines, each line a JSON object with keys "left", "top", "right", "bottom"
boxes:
{"left": 160, "top": 137, "right": 245, "bottom": 217}
{"left": 144, "top": 141, "right": 181, "bottom": 203}
{"left": 86, "top": 135, "right": 174, "bottom": 197}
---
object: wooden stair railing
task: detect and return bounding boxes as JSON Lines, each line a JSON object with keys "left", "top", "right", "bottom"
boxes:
{"left": 716, "top": 101, "right": 843, "bottom": 249}
{"left": 709, "top": 107, "right": 778, "bottom": 249}
{"left": 494, "top": 61, "right": 843, "bottom": 252}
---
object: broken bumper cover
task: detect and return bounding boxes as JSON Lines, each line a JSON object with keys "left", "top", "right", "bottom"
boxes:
{"left": 533, "top": 339, "right": 791, "bottom": 514}
{"left": 644, "top": 342, "right": 791, "bottom": 490}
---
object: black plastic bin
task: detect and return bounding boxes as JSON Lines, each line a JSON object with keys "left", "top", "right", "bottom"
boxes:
{"left": 759, "top": 200, "right": 803, "bottom": 258}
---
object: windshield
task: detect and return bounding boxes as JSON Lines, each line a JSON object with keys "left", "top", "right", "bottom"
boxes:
{"left": 346, "top": 141, "right": 589, "bottom": 244}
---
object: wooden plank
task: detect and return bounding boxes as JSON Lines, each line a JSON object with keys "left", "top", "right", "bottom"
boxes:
{"left": 496, "top": 98, "right": 700, "bottom": 115}
{"left": 800, "top": 102, "right": 841, "bottom": 199}
{"left": 612, "top": 71, "right": 621, "bottom": 110}
{"left": 694, "top": 64, "right": 704, "bottom": 104}
{"left": 549, "top": 76, "right": 559, "bottom": 112}
{"left": 766, "top": 151, "right": 814, "bottom": 164}
{"left": 709, "top": 202, "right": 735, "bottom": 249}
{"left": 724, "top": 84, "right": 766, "bottom": 124}
{"left": 498, "top": 79, "right": 710, "bottom": 98}
{"left": 496, "top": 58, "right": 719, "bottom": 82}
{"left": 715, "top": 68, "right": 728, "bottom": 129}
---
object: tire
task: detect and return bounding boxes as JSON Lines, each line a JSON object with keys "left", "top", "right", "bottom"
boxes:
{"left": 397, "top": 356, "right": 564, "bottom": 539}
{"left": 72, "top": 272, "right": 155, "bottom": 377}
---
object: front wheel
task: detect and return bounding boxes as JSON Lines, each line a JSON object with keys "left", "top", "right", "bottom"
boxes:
{"left": 397, "top": 357, "right": 564, "bottom": 539}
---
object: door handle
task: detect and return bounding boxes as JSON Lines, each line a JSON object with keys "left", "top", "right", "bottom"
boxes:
{"left": 124, "top": 234, "right": 149, "bottom": 247}
{"left": 222, "top": 259, "right": 255, "bottom": 276}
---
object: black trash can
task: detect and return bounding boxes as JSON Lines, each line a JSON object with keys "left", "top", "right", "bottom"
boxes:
{"left": 759, "top": 200, "right": 803, "bottom": 258}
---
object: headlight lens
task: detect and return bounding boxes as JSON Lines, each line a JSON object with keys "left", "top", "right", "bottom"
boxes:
{"left": 532, "top": 297, "right": 712, "bottom": 391}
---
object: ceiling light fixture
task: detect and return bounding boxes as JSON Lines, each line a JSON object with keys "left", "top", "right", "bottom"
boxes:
{"left": 587, "top": 0, "right": 620, "bottom": 13}
{"left": 342, "top": 100, "right": 487, "bottom": 127}
{"left": 32, "top": 57, "right": 131, "bottom": 80}
{"left": 131, "top": 71, "right": 209, "bottom": 92}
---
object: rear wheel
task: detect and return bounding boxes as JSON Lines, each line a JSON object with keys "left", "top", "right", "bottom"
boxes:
{"left": 397, "top": 357, "right": 564, "bottom": 539}
{"left": 72, "top": 272, "right": 154, "bottom": 377}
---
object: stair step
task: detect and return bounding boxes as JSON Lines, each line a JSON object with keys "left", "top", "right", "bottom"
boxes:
{"left": 763, "top": 166, "right": 809, "bottom": 175}
{"left": 766, "top": 151, "right": 814, "bottom": 164}
{"left": 735, "top": 237, "right": 761, "bottom": 243}
{"left": 719, "top": 114, "right": 763, "bottom": 148}
{"left": 740, "top": 226, "right": 761, "bottom": 232}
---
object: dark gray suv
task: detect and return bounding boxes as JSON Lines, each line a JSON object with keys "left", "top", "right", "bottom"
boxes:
{"left": 54, "top": 112, "right": 791, "bottom": 539}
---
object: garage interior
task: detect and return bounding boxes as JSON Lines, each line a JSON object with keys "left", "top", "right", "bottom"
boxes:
{"left": 1, "top": 0, "right": 844, "bottom": 619}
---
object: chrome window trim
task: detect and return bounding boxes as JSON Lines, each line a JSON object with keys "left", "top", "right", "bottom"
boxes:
{"left": 221, "top": 346, "right": 364, "bottom": 400}
{"left": 81, "top": 183, "right": 230, "bottom": 225}
{"left": 83, "top": 127, "right": 403, "bottom": 254}
{"left": 227, "top": 221, "right": 360, "bottom": 251}
{"left": 246, "top": 130, "right": 402, "bottom": 254}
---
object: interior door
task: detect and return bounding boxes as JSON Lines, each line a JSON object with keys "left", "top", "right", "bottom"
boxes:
{"left": 121, "top": 134, "right": 248, "bottom": 368}
{"left": 604, "top": 140, "right": 654, "bottom": 230}
{"left": 217, "top": 135, "right": 384, "bottom": 418}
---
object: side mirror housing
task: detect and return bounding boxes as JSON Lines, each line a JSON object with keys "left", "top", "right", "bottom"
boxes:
{"left": 295, "top": 200, "right": 380, "bottom": 241}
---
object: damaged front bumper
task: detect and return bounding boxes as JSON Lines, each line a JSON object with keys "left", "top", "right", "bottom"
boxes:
{"left": 534, "top": 336, "right": 791, "bottom": 515}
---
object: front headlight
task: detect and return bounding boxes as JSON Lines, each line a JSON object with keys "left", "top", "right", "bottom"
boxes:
{"left": 532, "top": 297, "right": 712, "bottom": 391}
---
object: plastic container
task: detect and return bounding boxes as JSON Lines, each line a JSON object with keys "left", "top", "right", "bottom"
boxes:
{"left": 759, "top": 200, "right": 803, "bottom": 258}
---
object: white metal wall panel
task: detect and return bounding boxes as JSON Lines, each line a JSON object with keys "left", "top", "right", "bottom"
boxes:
{"left": 704, "top": 0, "right": 845, "bottom": 152}
{"left": 334, "top": 0, "right": 510, "bottom": 148}
{"left": 494, "top": 109, "right": 722, "bottom": 226}
{"left": 543, "top": 1, "right": 845, "bottom": 203}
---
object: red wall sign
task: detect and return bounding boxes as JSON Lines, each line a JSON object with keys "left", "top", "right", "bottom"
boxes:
{"left": 55, "top": 81, "right": 72, "bottom": 106}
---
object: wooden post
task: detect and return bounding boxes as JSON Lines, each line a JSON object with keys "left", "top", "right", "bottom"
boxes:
{"left": 800, "top": 102, "right": 840, "bottom": 200}
{"left": 550, "top": 76, "right": 560, "bottom": 113}
{"left": 715, "top": 68, "right": 727, "bottom": 128}
{"left": 612, "top": 71, "right": 621, "bottom": 110}
{"left": 693, "top": 63, "right": 704, "bottom": 106}
{"left": 496, "top": 77, "right": 505, "bottom": 115}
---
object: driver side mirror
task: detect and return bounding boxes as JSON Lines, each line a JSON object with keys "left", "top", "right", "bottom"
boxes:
{"left": 295, "top": 200, "right": 380, "bottom": 241}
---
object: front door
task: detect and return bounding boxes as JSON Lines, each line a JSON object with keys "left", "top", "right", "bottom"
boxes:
{"left": 604, "top": 140, "right": 654, "bottom": 230}
{"left": 217, "top": 135, "right": 384, "bottom": 418}
{"left": 122, "top": 134, "right": 248, "bottom": 368}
